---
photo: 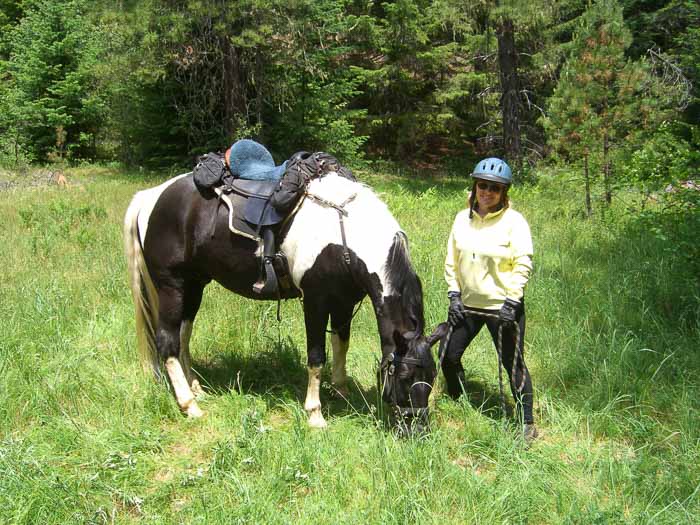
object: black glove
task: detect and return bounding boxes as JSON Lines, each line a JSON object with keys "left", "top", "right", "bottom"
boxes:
{"left": 448, "top": 292, "right": 466, "bottom": 326}
{"left": 499, "top": 298, "right": 520, "bottom": 324}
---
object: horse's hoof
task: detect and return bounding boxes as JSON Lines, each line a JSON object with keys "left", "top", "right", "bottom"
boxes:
{"left": 191, "top": 379, "right": 204, "bottom": 398}
{"left": 185, "top": 402, "right": 204, "bottom": 418}
{"left": 307, "top": 408, "right": 327, "bottom": 429}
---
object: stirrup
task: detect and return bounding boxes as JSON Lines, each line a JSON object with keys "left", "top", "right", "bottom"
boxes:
{"left": 253, "top": 258, "right": 279, "bottom": 296}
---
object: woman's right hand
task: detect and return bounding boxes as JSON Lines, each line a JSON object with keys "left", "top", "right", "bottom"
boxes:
{"left": 448, "top": 293, "right": 465, "bottom": 326}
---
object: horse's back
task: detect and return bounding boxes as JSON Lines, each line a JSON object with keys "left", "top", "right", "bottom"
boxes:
{"left": 128, "top": 173, "right": 193, "bottom": 247}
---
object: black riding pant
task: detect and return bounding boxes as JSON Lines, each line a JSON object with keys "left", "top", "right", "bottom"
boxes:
{"left": 442, "top": 304, "right": 534, "bottom": 424}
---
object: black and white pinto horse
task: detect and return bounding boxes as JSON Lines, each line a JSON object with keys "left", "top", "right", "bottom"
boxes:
{"left": 124, "top": 171, "right": 447, "bottom": 431}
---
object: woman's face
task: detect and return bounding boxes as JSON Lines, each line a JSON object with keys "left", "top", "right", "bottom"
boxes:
{"left": 475, "top": 179, "right": 506, "bottom": 212}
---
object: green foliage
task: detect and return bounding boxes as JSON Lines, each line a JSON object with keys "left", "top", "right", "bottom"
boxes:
{"left": 543, "top": 0, "right": 631, "bottom": 158}
{"left": 541, "top": 0, "right": 689, "bottom": 210}
{"left": 262, "top": 0, "right": 369, "bottom": 161}
{"left": 0, "top": 0, "right": 695, "bottom": 172}
{"left": 0, "top": 0, "right": 108, "bottom": 163}
{"left": 622, "top": 121, "right": 699, "bottom": 194}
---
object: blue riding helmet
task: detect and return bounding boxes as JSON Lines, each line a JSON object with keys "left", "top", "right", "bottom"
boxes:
{"left": 471, "top": 157, "right": 512, "bottom": 185}
{"left": 227, "top": 139, "right": 287, "bottom": 181}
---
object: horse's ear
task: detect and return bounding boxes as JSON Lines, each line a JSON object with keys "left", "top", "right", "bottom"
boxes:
{"left": 426, "top": 322, "right": 449, "bottom": 347}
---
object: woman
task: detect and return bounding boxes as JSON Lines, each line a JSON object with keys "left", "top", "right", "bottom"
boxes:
{"left": 443, "top": 157, "right": 537, "bottom": 442}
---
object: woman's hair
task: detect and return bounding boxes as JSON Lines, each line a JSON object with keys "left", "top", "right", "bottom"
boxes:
{"left": 468, "top": 180, "right": 510, "bottom": 218}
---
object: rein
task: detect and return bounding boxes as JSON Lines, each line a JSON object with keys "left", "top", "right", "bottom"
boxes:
{"left": 439, "top": 309, "right": 526, "bottom": 417}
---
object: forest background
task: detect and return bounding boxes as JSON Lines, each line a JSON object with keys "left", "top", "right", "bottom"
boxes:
{"left": 0, "top": 0, "right": 698, "bottom": 188}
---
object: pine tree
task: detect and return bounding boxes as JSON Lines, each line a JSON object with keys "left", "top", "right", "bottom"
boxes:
{"left": 0, "top": 0, "right": 107, "bottom": 163}
{"left": 543, "top": 0, "right": 635, "bottom": 211}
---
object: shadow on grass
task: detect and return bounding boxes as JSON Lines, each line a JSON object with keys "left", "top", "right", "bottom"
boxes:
{"left": 459, "top": 379, "right": 514, "bottom": 421}
{"left": 191, "top": 337, "right": 382, "bottom": 420}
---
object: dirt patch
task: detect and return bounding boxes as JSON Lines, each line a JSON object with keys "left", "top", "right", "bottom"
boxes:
{"left": 0, "top": 168, "right": 71, "bottom": 191}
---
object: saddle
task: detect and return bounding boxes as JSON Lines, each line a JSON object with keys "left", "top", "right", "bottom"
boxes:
{"left": 213, "top": 180, "right": 300, "bottom": 300}
{"left": 193, "top": 146, "right": 301, "bottom": 299}
{"left": 227, "top": 179, "right": 285, "bottom": 226}
{"left": 194, "top": 146, "right": 354, "bottom": 299}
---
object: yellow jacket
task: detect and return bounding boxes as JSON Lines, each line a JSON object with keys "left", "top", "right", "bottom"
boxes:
{"left": 444, "top": 205, "right": 533, "bottom": 310}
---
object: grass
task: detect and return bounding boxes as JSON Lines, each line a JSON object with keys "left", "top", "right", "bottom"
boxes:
{"left": 0, "top": 165, "right": 698, "bottom": 524}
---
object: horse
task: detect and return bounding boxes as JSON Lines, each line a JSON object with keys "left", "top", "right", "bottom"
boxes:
{"left": 123, "top": 170, "right": 447, "bottom": 433}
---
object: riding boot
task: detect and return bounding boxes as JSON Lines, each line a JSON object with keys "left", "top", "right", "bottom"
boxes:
{"left": 523, "top": 423, "right": 539, "bottom": 446}
{"left": 253, "top": 227, "right": 279, "bottom": 296}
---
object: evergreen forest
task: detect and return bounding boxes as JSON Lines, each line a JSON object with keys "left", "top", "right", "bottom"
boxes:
{"left": 1, "top": 0, "right": 698, "bottom": 187}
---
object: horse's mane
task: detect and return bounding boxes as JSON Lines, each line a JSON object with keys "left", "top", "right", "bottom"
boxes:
{"left": 385, "top": 232, "right": 425, "bottom": 335}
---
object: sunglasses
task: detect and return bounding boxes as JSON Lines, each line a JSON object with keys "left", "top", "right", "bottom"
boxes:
{"left": 477, "top": 181, "right": 504, "bottom": 193}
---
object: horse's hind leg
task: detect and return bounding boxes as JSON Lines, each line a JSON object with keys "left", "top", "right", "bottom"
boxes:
{"left": 179, "top": 321, "right": 203, "bottom": 396}
{"left": 156, "top": 283, "right": 203, "bottom": 418}
{"left": 330, "top": 302, "right": 355, "bottom": 398}
{"left": 178, "top": 282, "right": 205, "bottom": 396}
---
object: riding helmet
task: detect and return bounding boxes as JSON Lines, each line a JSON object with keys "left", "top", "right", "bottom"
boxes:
{"left": 471, "top": 157, "right": 512, "bottom": 185}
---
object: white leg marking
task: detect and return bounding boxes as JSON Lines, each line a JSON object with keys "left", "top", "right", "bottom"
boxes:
{"left": 179, "top": 321, "right": 203, "bottom": 396}
{"left": 304, "top": 366, "right": 327, "bottom": 428}
{"left": 165, "top": 357, "right": 203, "bottom": 418}
{"left": 331, "top": 334, "right": 349, "bottom": 397}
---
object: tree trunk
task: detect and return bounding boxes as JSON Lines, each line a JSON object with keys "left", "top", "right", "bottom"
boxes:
{"left": 603, "top": 131, "right": 612, "bottom": 204}
{"left": 584, "top": 152, "right": 592, "bottom": 218}
{"left": 222, "top": 36, "right": 238, "bottom": 139}
{"left": 497, "top": 17, "right": 522, "bottom": 173}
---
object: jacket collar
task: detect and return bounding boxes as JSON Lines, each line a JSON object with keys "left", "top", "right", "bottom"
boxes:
{"left": 471, "top": 203, "right": 508, "bottom": 221}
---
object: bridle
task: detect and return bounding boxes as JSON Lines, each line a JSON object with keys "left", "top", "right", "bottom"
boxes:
{"left": 379, "top": 350, "right": 434, "bottom": 419}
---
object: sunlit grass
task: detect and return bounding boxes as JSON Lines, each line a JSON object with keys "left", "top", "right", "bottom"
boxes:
{"left": 0, "top": 166, "right": 697, "bottom": 523}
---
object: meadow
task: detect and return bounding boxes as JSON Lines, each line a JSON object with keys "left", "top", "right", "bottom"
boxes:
{"left": 0, "top": 166, "right": 698, "bottom": 524}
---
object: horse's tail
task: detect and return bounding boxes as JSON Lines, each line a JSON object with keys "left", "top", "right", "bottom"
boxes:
{"left": 123, "top": 193, "right": 160, "bottom": 378}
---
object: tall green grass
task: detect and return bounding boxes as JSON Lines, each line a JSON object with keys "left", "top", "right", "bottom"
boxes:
{"left": 0, "top": 167, "right": 697, "bottom": 524}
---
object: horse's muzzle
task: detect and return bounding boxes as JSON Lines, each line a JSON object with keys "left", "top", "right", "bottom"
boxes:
{"left": 394, "top": 406, "right": 430, "bottom": 438}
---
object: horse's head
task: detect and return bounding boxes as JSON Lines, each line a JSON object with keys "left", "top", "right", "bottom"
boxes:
{"left": 379, "top": 322, "right": 448, "bottom": 437}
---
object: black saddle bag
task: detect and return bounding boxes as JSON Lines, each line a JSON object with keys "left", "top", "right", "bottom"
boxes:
{"left": 193, "top": 153, "right": 227, "bottom": 189}
{"left": 270, "top": 151, "right": 356, "bottom": 213}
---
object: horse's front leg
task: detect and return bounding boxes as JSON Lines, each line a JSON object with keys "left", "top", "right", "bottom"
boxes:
{"left": 330, "top": 302, "right": 355, "bottom": 398}
{"left": 303, "top": 298, "right": 329, "bottom": 428}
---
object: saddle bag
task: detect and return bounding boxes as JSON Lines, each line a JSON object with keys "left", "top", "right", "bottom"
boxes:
{"left": 193, "top": 152, "right": 228, "bottom": 189}
{"left": 270, "top": 151, "right": 356, "bottom": 213}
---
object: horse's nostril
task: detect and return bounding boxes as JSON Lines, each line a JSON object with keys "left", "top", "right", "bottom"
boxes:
{"left": 393, "top": 408, "right": 430, "bottom": 438}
